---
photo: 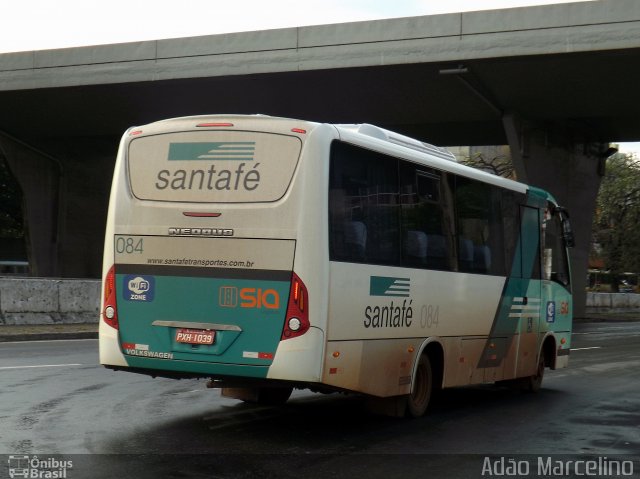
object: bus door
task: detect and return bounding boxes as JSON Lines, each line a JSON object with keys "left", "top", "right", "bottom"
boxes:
{"left": 515, "top": 205, "right": 542, "bottom": 378}
{"left": 540, "top": 204, "right": 573, "bottom": 351}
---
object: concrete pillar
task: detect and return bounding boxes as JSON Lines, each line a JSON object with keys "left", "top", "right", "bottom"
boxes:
{"left": 503, "top": 113, "right": 605, "bottom": 318}
{"left": 39, "top": 138, "right": 115, "bottom": 279}
{"left": 0, "top": 133, "right": 63, "bottom": 277}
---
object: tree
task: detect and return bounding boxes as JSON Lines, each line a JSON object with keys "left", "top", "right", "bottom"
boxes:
{"left": 592, "top": 153, "right": 640, "bottom": 291}
{"left": 460, "top": 151, "right": 515, "bottom": 179}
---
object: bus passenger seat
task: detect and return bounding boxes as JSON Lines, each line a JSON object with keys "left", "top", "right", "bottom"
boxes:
{"left": 345, "top": 221, "right": 367, "bottom": 260}
{"left": 427, "top": 234, "right": 447, "bottom": 269}
{"left": 459, "top": 238, "right": 474, "bottom": 272}
{"left": 406, "top": 230, "right": 427, "bottom": 265}
{"left": 474, "top": 245, "right": 491, "bottom": 273}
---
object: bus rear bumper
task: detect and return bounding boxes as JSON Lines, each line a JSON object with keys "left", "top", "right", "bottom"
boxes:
{"left": 99, "top": 321, "right": 128, "bottom": 367}
{"left": 267, "top": 326, "right": 324, "bottom": 382}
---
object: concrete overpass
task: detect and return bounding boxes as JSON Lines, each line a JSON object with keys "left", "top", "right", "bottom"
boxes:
{"left": 1, "top": 0, "right": 640, "bottom": 316}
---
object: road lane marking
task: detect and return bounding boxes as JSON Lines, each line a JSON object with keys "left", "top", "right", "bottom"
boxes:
{"left": 0, "top": 363, "right": 84, "bottom": 370}
{"left": 570, "top": 347, "right": 602, "bottom": 351}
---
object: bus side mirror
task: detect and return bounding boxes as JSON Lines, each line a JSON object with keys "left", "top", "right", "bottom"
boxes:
{"left": 561, "top": 220, "right": 575, "bottom": 248}
{"left": 555, "top": 207, "right": 575, "bottom": 248}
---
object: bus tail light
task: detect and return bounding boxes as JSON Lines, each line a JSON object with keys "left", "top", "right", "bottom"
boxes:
{"left": 196, "top": 122, "right": 234, "bottom": 128}
{"left": 102, "top": 265, "right": 119, "bottom": 329}
{"left": 282, "top": 273, "right": 309, "bottom": 340}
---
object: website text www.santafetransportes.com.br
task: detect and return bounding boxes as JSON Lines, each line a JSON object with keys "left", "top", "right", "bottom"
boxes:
{"left": 146, "top": 257, "right": 255, "bottom": 268}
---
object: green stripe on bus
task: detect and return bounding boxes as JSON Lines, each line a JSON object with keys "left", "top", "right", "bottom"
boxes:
{"left": 168, "top": 142, "right": 255, "bottom": 161}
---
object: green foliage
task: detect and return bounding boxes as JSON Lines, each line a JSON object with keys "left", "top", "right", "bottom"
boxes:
{"left": 592, "top": 153, "right": 640, "bottom": 286}
{"left": 0, "top": 157, "right": 24, "bottom": 238}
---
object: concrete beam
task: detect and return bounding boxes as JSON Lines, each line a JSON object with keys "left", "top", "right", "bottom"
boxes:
{"left": 1, "top": 0, "right": 640, "bottom": 91}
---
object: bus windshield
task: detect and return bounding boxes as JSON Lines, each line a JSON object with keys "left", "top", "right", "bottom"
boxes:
{"left": 128, "top": 130, "right": 302, "bottom": 203}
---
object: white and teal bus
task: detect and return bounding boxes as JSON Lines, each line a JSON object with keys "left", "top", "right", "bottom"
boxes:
{"left": 99, "top": 115, "right": 574, "bottom": 417}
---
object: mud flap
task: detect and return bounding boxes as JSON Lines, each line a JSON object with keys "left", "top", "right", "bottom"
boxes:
{"left": 221, "top": 387, "right": 260, "bottom": 402}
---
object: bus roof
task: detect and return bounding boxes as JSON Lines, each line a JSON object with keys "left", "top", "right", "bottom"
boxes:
{"left": 334, "top": 123, "right": 529, "bottom": 195}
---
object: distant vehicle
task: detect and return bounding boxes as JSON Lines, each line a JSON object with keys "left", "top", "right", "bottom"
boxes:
{"left": 0, "top": 260, "right": 29, "bottom": 276}
{"left": 619, "top": 281, "right": 634, "bottom": 293}
{"left": 99, "top": 115, "right": 574, "bottom": 416}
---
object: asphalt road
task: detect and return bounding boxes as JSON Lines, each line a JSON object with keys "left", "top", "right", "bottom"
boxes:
{"left": 1, "top": 322, "right": 639, "bottom": 478}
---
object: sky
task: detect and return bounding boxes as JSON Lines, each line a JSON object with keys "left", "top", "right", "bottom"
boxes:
{"left": 1, "top": 0, "right": 594, "bottom": 54}
{"left": 1, "top": 0, "right": 637, "bottom": 154}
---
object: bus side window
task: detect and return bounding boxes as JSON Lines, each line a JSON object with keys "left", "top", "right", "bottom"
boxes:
{"left": 454, "top": 178, "right": 506, "bottom": 276}
{"left": 329, "top": 141, "right": 399, "bottom": 265}
{"left": 344, "top": 221, "right": 367, "bottom": 260}
{"left": 329, "top": 188, "right": 363, "bottom": 261}
{"left": 501, "top": 190, "right": 523, "bottom": 277}
{"left": 400, "top": 164, "right": 454, "bottom": 271}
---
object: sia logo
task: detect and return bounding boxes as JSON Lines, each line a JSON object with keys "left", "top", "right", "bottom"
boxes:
{"left": 219, "top": 286, "right": 280, "bottom": 310}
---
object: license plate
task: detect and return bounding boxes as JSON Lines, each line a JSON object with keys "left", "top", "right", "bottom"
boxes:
{"left": 175, "top": 328, "right": 215, "bottom": 345}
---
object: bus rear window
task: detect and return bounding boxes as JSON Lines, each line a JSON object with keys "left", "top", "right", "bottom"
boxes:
{"left": 128, "top": 131, "right": 302, "bottom": 203}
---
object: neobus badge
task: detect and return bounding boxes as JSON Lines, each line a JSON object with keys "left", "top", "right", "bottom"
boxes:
{"left": 168, "top": 227, "right": 234, "bottom": 237}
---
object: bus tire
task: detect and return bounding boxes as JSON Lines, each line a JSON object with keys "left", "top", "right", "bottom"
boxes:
{"left": 256, "top": 387, "right": 293, "bottom": 405}
{"left": 525, "top": 354, "right": 545, "bottom": 393}
{"left": 406, "top": 355, "right": 433, "bottom": 418}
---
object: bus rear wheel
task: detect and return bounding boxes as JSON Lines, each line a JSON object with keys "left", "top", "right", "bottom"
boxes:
{"left": 406, "top": 355, "right": 433, "bottom": 417}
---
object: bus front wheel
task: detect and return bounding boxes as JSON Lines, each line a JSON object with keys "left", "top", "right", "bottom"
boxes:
{"left": 525, "top": 354, "right": 545, "bottom": 393}
{"left": 406, "top": 355, "right": 433, "bottom": 417}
